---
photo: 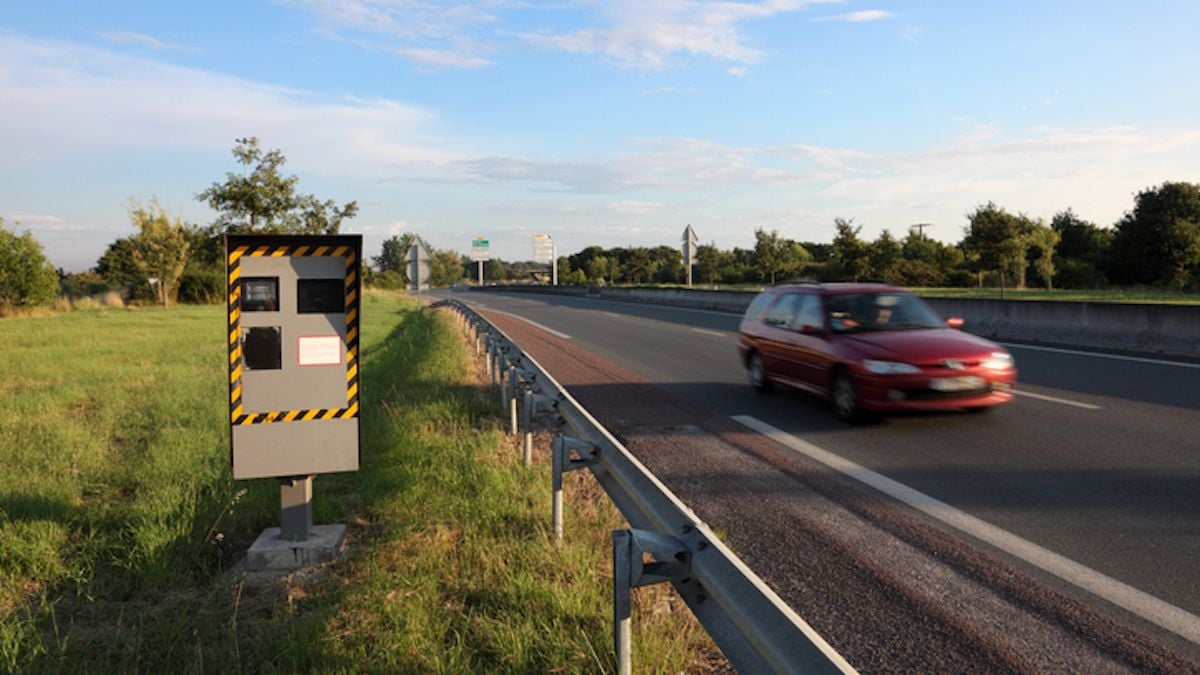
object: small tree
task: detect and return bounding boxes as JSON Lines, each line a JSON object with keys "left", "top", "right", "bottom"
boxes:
{"left": 1026, "top": 222, "right": 1060, "bottom": 290}
{"left": 830, "top": 218, "right": 871, "bottom": 281}
{"left": 754, "top": 228, "right": 791, "bottom": 285}
{"left": 869, "top": 229, "right": 903, "bottom": 283}
{"left": 128, "top": 199, "right": 190, "bottom": 308}
{"left": 0, "top": 217, "right": 60, "bottom": 307}
{"left": 962, "top": 202, "right": 1032, "bottom": 294}
{"left": 198, "top": 137, "right": 358, "bottom": 234}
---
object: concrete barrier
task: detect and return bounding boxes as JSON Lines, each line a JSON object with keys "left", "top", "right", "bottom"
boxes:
{"left": 476, "top": 285, "right": 1200, "bottom": 359}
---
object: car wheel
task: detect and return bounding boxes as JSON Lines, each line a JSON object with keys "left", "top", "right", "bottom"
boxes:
{"left": 831, "top": 370, "right": 862, "bottom": 422}
{"left": 748, "top": 353, "right": 772, "bottom": 393}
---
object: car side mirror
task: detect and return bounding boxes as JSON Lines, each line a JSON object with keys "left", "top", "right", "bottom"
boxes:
{"left": 946, "top": 317, "right": 965, "bottom": 329}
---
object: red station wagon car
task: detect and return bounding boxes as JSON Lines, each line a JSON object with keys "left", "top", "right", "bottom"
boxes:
{"left": 737, "top": 282, "right": 1017, "bottom": 421}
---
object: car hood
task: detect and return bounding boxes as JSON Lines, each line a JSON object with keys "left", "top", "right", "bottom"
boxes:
{"left": 839, "top": 329, "right": 1002, "bottom": 363}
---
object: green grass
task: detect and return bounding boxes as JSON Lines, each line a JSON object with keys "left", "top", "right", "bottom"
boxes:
{"left": 0, "top": 293, "right": 709, "bottom": 672}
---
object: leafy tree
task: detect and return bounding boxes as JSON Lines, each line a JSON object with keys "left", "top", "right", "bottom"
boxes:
{"left": 623, "top": 248, "right": 653, "bottom": 284}
{"left": 429, "top": 249, "right": 465, "bottom": 287}
{"left": 586, "top": 255, "right": 618, "bottom": 284}
{"left": 830, "top": 218, "right": 871, "bottom": 281}
{"left": 1110, "top": 182, "right": 1200, "bottom": 289}
{"left": 962, "top": 203, "right": 1032, "bottom": 293}
{"left": 868, "top": 229, "right": 903, "bottom": 283}
{"left": 128, "top": 198, "right": 190, "bottom": 307}
{"left": 1025, "top": 222, "right": 1060, "bottom": 290}
{"left": 753, "top": 228, "right": 791, "bottom": 284}
{"left": 96, "top": 237, "right": 146, "bottom": 294}
{"left": 0, "top": 218, "right": 60, "bottom": 307}
{"left": 693, "top": 243, "right": 724, "bottom": 284}
{"left": 197, "top": 137, "right": 358, "bottom": 234}
{"left": 1051, "top": 209, "right": 1110, "bottom": 264}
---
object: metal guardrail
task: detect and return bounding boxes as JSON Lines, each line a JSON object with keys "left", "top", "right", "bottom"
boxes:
{"left": 435, "top": 299, "right": 855, "bottom": 675}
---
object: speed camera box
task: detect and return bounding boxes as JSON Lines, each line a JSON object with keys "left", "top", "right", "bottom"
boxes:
{"left": 225, "top": 234, "right": 362, "bottom": 479}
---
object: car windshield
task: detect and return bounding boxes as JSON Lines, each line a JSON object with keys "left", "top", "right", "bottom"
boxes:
{"left": 825, "top": 292, "right": 944, "bottom": 333}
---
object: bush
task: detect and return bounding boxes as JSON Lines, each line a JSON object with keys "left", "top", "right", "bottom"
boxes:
{"left": 0, "top": 219, "right": 60, "bottom": 308}
{"left": 177, "top": 264, "right": 224, "bottom": 304}
{"left": 59, "top": 271, "right": 110, "bottom": 298}
{"left": 1054, "top": 258, "right": 1110, "bottom": 290}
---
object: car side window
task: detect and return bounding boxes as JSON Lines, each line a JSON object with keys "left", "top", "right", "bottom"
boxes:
{"left": 763, "top": 294, "right": 801, "bottom": 328}
{"left": 743, "top": 292, "right": 774, "bottom": 321}
{"left": 789, "top": 295, "right": 823, "bottom": 332}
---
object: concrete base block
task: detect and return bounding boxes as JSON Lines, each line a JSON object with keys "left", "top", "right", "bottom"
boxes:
{"left": 244, "top": 524, "right": 347, "bottom": 571}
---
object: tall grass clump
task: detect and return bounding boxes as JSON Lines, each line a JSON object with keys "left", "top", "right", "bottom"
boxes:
{"left": 0, "top": 292, "right": 709, "bottom": 672}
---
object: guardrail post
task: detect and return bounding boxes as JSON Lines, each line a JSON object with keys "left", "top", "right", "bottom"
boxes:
{"left": 485, "top": 338, "right": 494, "bottom": 382}
{"left": 552, "top": 436, "right": 597, "bottom": 541}
{"left": 523, "top": 392, "right": 559, "bottom": 468}
{"left": 612, "top": 529, "right": 692, "bottom": 675}
{"left": 508, "top": 365, "right": 518, "bottom": 435}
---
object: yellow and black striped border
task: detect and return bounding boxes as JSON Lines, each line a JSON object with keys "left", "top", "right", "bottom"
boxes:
{"left": 226, "top": 237, "right": 361, "bottom": 426}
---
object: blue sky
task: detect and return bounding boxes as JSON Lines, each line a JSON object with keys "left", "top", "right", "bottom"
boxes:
{"left": 2, "top": 1, "right": 1199, "bottom": 271}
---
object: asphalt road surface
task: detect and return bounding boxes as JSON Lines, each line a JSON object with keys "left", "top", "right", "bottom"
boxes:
{"left": 433, "top": 287, "right": 1200, "bottom": 671}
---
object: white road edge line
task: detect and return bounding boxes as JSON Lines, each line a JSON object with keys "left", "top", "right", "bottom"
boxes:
{"left": 485, "top": 310, "right": 572, "bottom": 340}
{"left": 601, "top": 311, "right": 623, "bottom": 318}
{"left": 1001, "top": 342, "right": 1200, "bottom": 370}
{"left": 691, "top": 328, "right": 727, "bottom": 338}
{"left": 730, "top": 414, "right": 1200, "bottom": 645}
{"left": 1012, "top": 390, "right": 1102, "bottom": 410}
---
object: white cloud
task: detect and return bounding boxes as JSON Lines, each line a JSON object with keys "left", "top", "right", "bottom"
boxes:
{"left": 0, "top": 35, "right": 456, "bottom": 172}
{"left": 727, "top": 66, "right": 750, "bottom": 77}
{"left": 283, "top": 0, "right": 501, "bottom": 69}
{"left": 520, "top": 0, "right": 843, "bottom": 70}
{"left": 393, "top": 46, "right": 492, "bottom": 69}
{"left": 98, "top": 31, "right": 167, "bottom": 50}
{"left": 815, "top": 10, "right": 894, "bottom": 23}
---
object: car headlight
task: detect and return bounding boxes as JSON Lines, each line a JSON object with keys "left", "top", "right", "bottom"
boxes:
{"left": 982, "top": 352, "right": 1014, "bottom": 370}
{"left": 862, "top": 359, "right": 920, "bottom": 375}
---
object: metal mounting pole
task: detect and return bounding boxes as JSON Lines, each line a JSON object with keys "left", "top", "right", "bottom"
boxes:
{"left": 612, "top": 529, "right": 692, "bottom": 675}
{"left": 279, "top": 475, "right": 314, "bottom": 542}
{"left": 522, "top": 389, "right": 534, "bottom": 466}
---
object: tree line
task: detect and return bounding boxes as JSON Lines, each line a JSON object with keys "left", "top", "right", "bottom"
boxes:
{"left": 2, "top": 139, "right": 1199, "bottom": 311}
{"left": 543, "top": 182, "right": 1200, "bottom": 293}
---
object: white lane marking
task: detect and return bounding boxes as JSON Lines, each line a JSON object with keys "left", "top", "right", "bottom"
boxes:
{"left": 1002, "top": 343, "right": 1200, "bottom": 370}
{"left": 731, "top": 414, "right": 1200, "bottom": 645}
{"left": 601, "top": 311, "right": 623, "bottom": 318}
{"left": 691, "top": 328, "right": 727, "bottom": 338}
{"left": 486, "top": 310, "right": 572, "bottom": 340}
{"left": 1012, "top": 390, "right": 1102, "bottom": 410}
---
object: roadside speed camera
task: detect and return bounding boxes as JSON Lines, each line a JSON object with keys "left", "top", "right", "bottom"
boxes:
{"left": 225, "top": 234, "right": 362, "bottom": 480}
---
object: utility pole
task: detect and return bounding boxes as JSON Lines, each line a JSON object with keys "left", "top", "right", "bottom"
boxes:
{"left": 910, "top": 223, "right": 932, "bottom": 239}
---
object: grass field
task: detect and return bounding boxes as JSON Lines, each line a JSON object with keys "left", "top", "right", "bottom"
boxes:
{"left": 0, "top": 293, "right": 710, "bottom": 672}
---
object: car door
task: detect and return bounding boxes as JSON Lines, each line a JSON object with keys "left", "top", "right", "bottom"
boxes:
{"left": 785, "top": 294, "right": 830, "bottom": 388}
{"left": 758, "top": 293, "right": 802, "bottom": 377}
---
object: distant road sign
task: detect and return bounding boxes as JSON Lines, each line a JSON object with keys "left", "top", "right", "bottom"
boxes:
{"left": 471, "top": 238, "right": 490, "bottom": 261}
{"left": 409, "top": 244, "right": 430, "bottom": 290}
{"left": 533, "top": 233, "right": 554, "bottom": 263}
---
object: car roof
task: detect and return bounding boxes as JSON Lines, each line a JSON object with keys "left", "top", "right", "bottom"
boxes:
{"left": 767, "top": 281, "right": 903, "bottom": 294}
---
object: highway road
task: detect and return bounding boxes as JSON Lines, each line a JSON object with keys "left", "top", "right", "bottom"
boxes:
{"left": 434, "top": 287, "right": 1200, "bottom": 670}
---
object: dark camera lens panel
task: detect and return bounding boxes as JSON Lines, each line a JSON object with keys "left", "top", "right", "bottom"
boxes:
{"left": 297, "top": 279, "right": 344, "bottom": 314}
{"left": 243, "top": 327, "right": 282, "bottom": 370}
{"left": 241, "top": 277, "right": 279, "bottom": 312}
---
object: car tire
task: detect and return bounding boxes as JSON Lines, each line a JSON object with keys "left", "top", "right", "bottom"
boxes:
{"left": 748, "top": 353, "right": 773, "bottom": 393}
{"left": 832, "top": 370, "right": 863, "bottom": 422}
